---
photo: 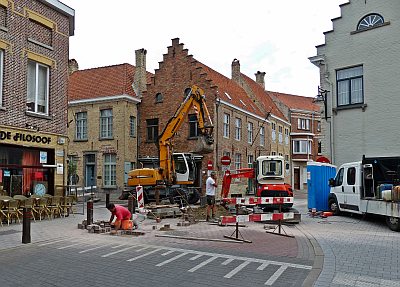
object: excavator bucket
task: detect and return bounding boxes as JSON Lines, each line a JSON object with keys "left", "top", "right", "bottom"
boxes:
{"left": 192, "top": 135, "right": 214, "bottom": 154}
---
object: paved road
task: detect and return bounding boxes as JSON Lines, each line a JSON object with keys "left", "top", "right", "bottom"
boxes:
{"left": 1, "top": 192, "right": 400, "bottom": 286}
{"left": 0, "top": 236, "right": 311, "bottom": 287}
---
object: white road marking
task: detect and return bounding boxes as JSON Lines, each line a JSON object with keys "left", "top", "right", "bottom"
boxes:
{"left": 112, "top": 244, "right": 126, "bottom": 249}
{"left": 57, "top": 242, "right": 83, "bottom": 250}
{"left": 39, "top": 238, "right": 70, "bottom": 246}
{"left": 265, "top": 265, "right": 288, "bottom": 285}
{"left": 190, "top": 254, "right": 203, "bottom": 261}
{"left": 156, "top": 252, "right": 188, "bottom": 267}
{"left": 79, "top": 244, "right": 113, "bottom": 254}
{"left": 101, "top": 246, "right": 137, "bottom": 257}
{"left": 127, "top": 248, "right": 162, "bottom": 262}
{"left": 161, "top": 250, "right": 175, "bottom": 256}
{"left": 257, "top": 262, "right": 270, "bottom": 270}
{"left": 224, "top": 261, "right": 251, "bottom": 278}
{"left": 135, "top": 246, "right": 150, "bottom": 252}
{"left": 188, "top": 256, "right": 217, "bottom": 272}
{"left": 222, "top": 258, "right": 234, "bottom": 265}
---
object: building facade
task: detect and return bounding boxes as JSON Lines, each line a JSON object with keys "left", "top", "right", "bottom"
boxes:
{"left": 271, "top": 93, "right": 321, "bottom": 190}
{"left": 67, "top": 53, "right": 150, "bottom": 193}
{"left": 138, "top": 38, "right": 290, "bottom": 196}
{"left": 309, "top": 0, "right": 400, "bottom": 166}
{"left": 0, "top": 0, "right": 74, "bottom": 196}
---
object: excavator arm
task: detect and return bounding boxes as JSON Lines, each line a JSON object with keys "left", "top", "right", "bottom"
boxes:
{"left": 158, "top": 85, "right": 214, "bottom": 184}
{"left": 221, "top": 168, "right": 255, "bottom": 198}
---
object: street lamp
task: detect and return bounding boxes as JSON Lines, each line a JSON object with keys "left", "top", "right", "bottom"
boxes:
{"left": 313, "top": 87, "right": 329, "bottom": 120}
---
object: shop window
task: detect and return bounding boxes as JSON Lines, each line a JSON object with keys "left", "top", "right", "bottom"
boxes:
{"left": 100, "top": 109, "right": 113, "bottom": 139}
{"left": 27, "top": 60, "right": 49, "bottom": 115}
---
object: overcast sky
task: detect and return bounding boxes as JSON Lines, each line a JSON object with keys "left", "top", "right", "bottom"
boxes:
{"left": 62, "top": 0, "right": 347, "bottom": 97}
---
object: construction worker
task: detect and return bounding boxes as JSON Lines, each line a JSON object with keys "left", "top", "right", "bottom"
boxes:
{"left": 206, "top": 171, "right": 218, "bottom": 221}
{"left": 107, "top": 203, "right": 137, "bottom": 231}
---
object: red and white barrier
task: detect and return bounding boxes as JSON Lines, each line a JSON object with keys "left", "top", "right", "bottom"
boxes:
{"left": 222, "top": 197, "right": 293, "bottom": 205}
{"left": 219, "top": 212, "right": 294, "bottom": 225}
{"left": 136, "top": 185, "right": 144, "bottom": 211}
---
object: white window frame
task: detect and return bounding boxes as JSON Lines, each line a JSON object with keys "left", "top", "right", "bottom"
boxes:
{"left": 293, "top": 139, "right": 312, "bottom": 154}
{"left": 223, "top": 113, "right": 230, "bottom": 138}
{"left": 260, "top": 126, "right": 265, "bottom": 146}
{"left": 100, "top": 109, "right": 113, "bottom": 139}
{"left": 284, "top": 128, "right": 289, "bottom": 145}
{"left": 235, "top": 117, "right": 241, "bottom": 141}
{"left": 271, "top": 122, "right": 276, "bottom": 141}
{"left": 247, "top": 122, "right": 253, "bottom": 144}
{"left": 278, "top": 126, "right": 283, "bottom": 143}
{"left": 27, "top": 60, "right": 49, "bottom": 115}
{"left": 103, "top": 154, "right": 116, "bottom": 187}
{"left": 247, "top": 155, "right": 254, "bottom": 167}
{"left": 337, "top": 66, "right": 363, "bottom": 106}
{"left": 234, "top": 153, "right": 241, "bottom": 170}
{"left": 297, "top": 118, "right": 310, "bottom": 130}
{"left": 75, "top": 112, "right": 87, "bottom": 140}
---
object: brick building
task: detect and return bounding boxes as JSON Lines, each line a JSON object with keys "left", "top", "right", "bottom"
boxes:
{"left": 67, "top": 49, "right": 152, "bottom": 192}
{"left": 270, "top": 93, "right": 321, "bottom": 190}
{"left": 138, "top": 38, "right": 290, "bottom": 196}
{"left": 0, "top": 0, "right": 74, "bottom": 196}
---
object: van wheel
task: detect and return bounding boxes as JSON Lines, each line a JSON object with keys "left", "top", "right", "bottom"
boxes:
{"left": 386, "top": 216, "right": 400, "bottom": 231}
{"left": 328, "top": 198, "right": 340, "bottom": 215}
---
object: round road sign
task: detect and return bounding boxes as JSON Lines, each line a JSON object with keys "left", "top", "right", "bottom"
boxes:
{"left": 207, "top": 160, "right": 213, "bottom": 170}
{"left": 221, "top": 155, "right": 231, "bottom": 165}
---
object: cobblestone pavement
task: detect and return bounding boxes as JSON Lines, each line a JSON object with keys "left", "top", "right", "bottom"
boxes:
{"left": 1, "top": 191, "right": 400, "bottom": 286}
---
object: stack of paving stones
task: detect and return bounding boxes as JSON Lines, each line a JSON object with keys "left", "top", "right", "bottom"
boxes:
{"left": 177, "top": 213, "right": 196, "bottom": 227}
{"left": 146, "top": 204, "right": 183, "bottom": 219}
{"left": 78, "top": 219, "right": 145, "bottom": 236}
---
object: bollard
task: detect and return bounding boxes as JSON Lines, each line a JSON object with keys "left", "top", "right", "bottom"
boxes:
{"left": 105, "top": 192, "right": 110, "bottom": 207}
{"left": 128, "top": 194, "right": 136, "bottom": 219}
{"left": 87, "top": 199, "right": 93, "bottom": 225}
{"left": 22, "top": 208, "right": 31, "bottom": 244}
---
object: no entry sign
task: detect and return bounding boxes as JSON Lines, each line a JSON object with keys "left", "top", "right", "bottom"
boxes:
{"left": 221, "top": 155, "right": 231, "bottom": 166}
{"left": 207, "top": 160, "right": 213, "bottom": 170}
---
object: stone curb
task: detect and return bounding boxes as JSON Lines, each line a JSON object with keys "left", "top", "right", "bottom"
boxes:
{"left": 296, "top": 224, "right": 324, "bottom": 287}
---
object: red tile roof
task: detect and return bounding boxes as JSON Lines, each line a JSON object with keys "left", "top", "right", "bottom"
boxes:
{"left": 241, "top": 74, "right": 288, "bottom": 121}
{"left": 68, "top": 63, "right": 153, "bottom": 101}
{"left": 268, "top": 91, "right": 320, "bottom": 112}
{"left": 198, "top": 64, "right": 265, "bottom": 117}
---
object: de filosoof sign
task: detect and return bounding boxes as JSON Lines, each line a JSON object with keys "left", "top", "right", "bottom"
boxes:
{"left": 0, "top": 130, "right": 52, "bottom": 144}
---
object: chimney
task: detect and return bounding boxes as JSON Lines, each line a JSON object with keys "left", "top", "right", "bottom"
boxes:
{"left": 134, "top": 48, "right": 147, "bottom": 97}
{"left": 231, "top": 58, "right": 241, "bottom": 83}
{"left": 255, "top": 71, "right": 266, "bottom": 90}
{"left": 68, "top": 59, "right": 79, "bottom": 75}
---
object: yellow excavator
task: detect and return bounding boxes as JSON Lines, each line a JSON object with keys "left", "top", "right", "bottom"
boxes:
{"left": 127, "top": 85, "right": 214, "bottom": 204}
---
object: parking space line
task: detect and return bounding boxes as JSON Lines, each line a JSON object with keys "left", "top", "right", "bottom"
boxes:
{"left": 79, "top": 243, "right": 113, "bottom": 254}
{"left": 188, "top": 256, "right": 217, "bottom": 272}
{"left": 101, "top": 246, "right": 137, "bottom": 257}
{"left": 39, "top": 238, "right": 71, "bottom": 246}
{"left": 136, "top": 246, "right": 150, "bottom": 252}
{"left": 161, "top": 250, "right": 175, "bottom": 256}
{"left": 127, "top": 248, "right": 162, "bottom": 262}
{"left": 57, "top": 242, "right": 84, "bottom": 250}
{"left": 257, "top": 262, "right": 270, "bottom": 270}
{"left": 156, "top": 252, "right": 188, "bottom": 267}
{"left": 265, "top": 265, "right": 288, "bottom": 285}
{"left": 224, "top": 261, "right": 251, "bottom": 278}
{"left": 222, "top": 258, "right": 234, "bottom": 265}
{"left": 112, "top": 244, "right": 126, "bottom": 249}
{"left": 190, "top": 254, "right": 202, "bottom": 261}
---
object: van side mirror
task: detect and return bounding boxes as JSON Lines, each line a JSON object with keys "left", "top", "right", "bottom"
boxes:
{"left": 328, "top": 178, "right": 335, "bottom": 187}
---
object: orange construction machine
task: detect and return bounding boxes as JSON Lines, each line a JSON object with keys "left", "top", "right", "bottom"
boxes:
{"left": 221, "top": 155, "right": 293, "bottom": 210}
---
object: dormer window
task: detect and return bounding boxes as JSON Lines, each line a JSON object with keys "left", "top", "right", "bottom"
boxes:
{"left": 357, "top": 13, "right": 384, "bottom": 31}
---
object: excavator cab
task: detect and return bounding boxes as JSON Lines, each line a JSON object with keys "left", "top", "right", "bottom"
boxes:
{"left": 173, "top": 153, "right": 196, "bottom": 184}
{"left": 256, "top": 155, "right": 285, "bottom": 184}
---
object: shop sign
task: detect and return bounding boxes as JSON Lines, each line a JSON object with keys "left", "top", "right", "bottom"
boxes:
{"left": 0, "top": 130, "right": 52, "bottom": 144}
{"left": 4, "top": 170, "right": 10, "bottom": 177}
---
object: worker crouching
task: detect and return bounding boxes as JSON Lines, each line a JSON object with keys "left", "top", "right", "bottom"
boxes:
{"left": 107, "top": 203, "right": 138, "bottom": 233}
